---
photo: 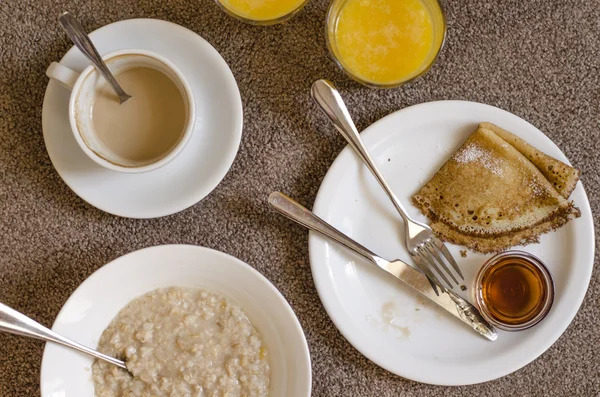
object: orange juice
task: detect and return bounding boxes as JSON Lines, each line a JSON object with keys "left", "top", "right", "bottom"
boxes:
{"left": 327, "top": 0, "right": 445, "bottom": 87}
{"left": 218, "top": 0, "right": 307, "bottom": 23}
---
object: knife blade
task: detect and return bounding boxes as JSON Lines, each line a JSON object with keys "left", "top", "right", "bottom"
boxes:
{"left": 269, "top": 192, "right": 497, "bottom": 341}
{"left": 377, "top": 257, "right": 497, "bottom": 341}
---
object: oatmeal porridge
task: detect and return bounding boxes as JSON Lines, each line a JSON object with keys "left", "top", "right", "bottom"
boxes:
{"left": 92, "top": 287, "right": 270, "bottom": 397}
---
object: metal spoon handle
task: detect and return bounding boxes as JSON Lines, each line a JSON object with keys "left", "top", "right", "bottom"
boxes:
{"left": 310, "top": 79, "right": 410, "bottom": 222}
{"left": 58, "top": 12, "right": 131, "bottom": 104}
{"left": 0, "top": 302, "right": 127, "bottom": 370}
{"left": 268, "top": 192, "right": 381, "bottom": 264}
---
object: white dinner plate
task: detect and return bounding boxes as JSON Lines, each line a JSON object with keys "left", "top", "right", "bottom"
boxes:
{"left": 309, "top": 100, "right": 594, "bottom": 386}
{"left": 40, "top": 245, "right": 312, "bottom": 396}
{"left": 42, "top": 19, "right": 243, "bottom": 218}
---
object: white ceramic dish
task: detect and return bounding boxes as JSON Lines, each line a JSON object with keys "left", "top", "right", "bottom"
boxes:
{"left": 309, "top": 100, "right": 594, "bottom": 386}
{"left": 46, "top": 49, "right": 196, "bottom": 173}
{"left": 42, "top": 19, "right": 243, "bottom": 218}
{"left": 40, "top": 245, "right": 312, "bottom": 396}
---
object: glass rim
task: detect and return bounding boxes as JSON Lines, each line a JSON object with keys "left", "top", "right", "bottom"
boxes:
{"left": 474, "top": 250, "right": 555, "bottom": 332}
{"left": 325, "top": 0, "right": 447, "bottom": 89}
{"left": 214, "top": 0, "right": 310, "bottom": 25}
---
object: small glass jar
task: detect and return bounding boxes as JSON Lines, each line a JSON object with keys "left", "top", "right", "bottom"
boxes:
{"left": 473, "top": 250, "right": 554, "bottom": 331}
{"left": 215, "top": 0, "right": 309, "bottom": 25}
{"left": 325, "top": 0, "right": 446, "bottom": 88}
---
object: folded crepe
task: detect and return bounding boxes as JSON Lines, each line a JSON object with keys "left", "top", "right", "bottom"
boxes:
{"left": 479, "top": 123, "right": 580, "bottom": 198}
{"left": 412, "top": 123, "right": 580, "bottom": 253}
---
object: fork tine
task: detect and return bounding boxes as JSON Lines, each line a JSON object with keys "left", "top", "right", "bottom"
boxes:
{"left": 421, "top": 245, "right": 455, "bottom": 289}
{"left": 424, "top": 274, "right": 440, "bottom": 296}
{"left": 425, "top": 242, "right": 459, "bottom": 285}
{"left": 416, "top": 248, "right": 448, "bottom": 293}
{"left": 433, "top": 237, "right": 465, "bottom": 280}
{"left": 413, "top": 250, "right": 441, "bottom": 296}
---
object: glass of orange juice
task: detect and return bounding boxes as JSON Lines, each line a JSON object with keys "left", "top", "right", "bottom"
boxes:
{"left": 326, "top": 0, "right": 446, "bottom": 88}
{"left": 216, "top": 0, "right": 309, "bottom": 25}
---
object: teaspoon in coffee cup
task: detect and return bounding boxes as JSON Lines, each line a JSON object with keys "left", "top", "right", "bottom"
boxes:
{"left": 0, "top": 302, "right": 129, "bottom": 372}
{"left": 58, "top": 12, "right": 132, "bottom": 104}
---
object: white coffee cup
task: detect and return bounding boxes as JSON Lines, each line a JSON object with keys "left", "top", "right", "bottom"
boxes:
{"left": 46, "top": 49, "right": 195, "bottom": 173}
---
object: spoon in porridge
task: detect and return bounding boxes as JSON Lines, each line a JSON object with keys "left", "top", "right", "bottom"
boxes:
{"left": 0, "top": 302, "right": 129, "bottom": 372}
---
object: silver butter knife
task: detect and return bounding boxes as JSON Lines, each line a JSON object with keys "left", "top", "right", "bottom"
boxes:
{"left": 268, "top": 192, "right": 498, "bottom": 341}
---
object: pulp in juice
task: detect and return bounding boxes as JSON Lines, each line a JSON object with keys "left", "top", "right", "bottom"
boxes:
{"left": 329, "top": 0, "right": 444, "bottom": 86}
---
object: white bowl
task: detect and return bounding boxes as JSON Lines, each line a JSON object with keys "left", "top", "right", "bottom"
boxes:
{"left": 40, "top": 245, "right": 312, "bottom": 396}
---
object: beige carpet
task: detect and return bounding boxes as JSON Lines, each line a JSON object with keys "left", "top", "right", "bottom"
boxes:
{"left": 0, "top": 0, "right": 598, "bottom": 395}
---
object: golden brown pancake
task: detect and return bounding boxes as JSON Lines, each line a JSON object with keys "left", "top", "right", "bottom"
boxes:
{"left": 429, "top": 211, "right": 578, "bottom": 254}
{"left": 479, "top": 122, "right": 580, "bottom": 199}
{"left": 412, "top": 123, "right": 580, "bottom": 253}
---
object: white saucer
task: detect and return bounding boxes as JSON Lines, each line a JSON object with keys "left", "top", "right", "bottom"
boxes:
{"left": 40, "top": 245, "right": 312, "bottom": 396}
{"left": 42, "top": 19, "right": 243, "bottom": 218}
{"left": 309, "top": 101, "right": 595, "bottom": 385}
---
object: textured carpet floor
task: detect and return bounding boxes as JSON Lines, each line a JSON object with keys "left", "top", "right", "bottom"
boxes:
{"left": 1, "top": 0, "right": 599, "bottom": 395}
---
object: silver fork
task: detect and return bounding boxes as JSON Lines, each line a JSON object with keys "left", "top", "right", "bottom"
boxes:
{"left": 311, "top": 79, "right": 464, "bottom": 293}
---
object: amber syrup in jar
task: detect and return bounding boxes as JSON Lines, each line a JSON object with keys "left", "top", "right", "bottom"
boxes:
{"left": 475, "top": 251, "right": 554, "bottom": 331}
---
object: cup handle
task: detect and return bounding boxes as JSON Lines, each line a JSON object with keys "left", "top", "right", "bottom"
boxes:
{"left": 46, "top": 62, "right": 80, "bottom": 91}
